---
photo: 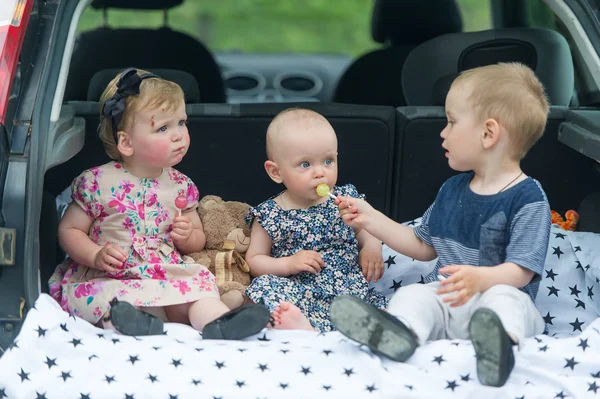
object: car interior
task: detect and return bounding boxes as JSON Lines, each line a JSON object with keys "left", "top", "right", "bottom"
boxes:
{"left": 0, "top": 0, "right": 600, "bottom": 396}
{"left": 40, "top": 0, "right": 600, "bottom": 291}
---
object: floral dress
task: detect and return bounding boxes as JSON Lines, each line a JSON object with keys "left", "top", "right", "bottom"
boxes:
{"left": 245, "top": 184, "right": 389, "bottom": 332}
{"left": 48, "top": 161, "right": 218, "bottom": 324}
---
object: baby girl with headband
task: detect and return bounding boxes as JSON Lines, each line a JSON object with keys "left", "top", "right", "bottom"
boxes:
{"left": 49, "top": 68, "right": 269, "bottom": 338}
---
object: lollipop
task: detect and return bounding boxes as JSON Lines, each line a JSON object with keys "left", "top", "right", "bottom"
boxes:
{"left": 175, "top": 195, "right": 188, "bottom": 216}
{"left": 316, "top": 183, "right": 336, "bottom": 199}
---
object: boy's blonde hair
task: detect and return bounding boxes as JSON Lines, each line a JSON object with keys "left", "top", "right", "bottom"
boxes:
{"left": 265, "top": 107, "right": 333, "bottom": 160}
{"left": 98, "top": 68, "right": 185, "bottom": 160}
{"left": 451, "top": 62, "right": 549, "bottom": 160}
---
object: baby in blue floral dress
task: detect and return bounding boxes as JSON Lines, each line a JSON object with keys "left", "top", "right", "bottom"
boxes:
{"left": 245, "top": 108, "right": 389, "bottom": 332}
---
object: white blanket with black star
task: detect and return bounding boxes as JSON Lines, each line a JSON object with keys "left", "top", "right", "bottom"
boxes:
{"left": 0, "top": 224, "right": 599, "bottom": 399}
{"left": 0, "top": 294, "right": 598, "bottom": 399}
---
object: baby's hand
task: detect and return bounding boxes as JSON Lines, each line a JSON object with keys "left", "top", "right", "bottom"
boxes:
{"left": 436, "top": 265, "right": 484, "bottom": 307}
{"left": 358, "top": 246, "right": 384, "bottom": 283}
{"left": 336, "top": 196, "right": 376, "bottom": 230}
{"left": 285, "top": 250, "right": 325, "bottom": 275}
{"left": 171, "top": 215, "right": 193, "bottom": 243}
{"left": 94, "top": 243, "right": 126, "bottom": 273}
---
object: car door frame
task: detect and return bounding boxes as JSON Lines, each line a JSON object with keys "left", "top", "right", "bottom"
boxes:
{"left": 0, "top": 0, "right": 63, "bottom": 352}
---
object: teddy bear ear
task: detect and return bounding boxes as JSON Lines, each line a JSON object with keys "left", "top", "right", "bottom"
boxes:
{"left": 203, "top": 199, "right": 218, "bottom": 210}
{"left": 225, "top": 202, "right": 248, "bottom": 219}
{"left": 201, "top": 195, "right": 224, "bottom": 211}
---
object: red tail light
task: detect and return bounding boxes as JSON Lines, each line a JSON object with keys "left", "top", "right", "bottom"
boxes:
{"left": 0, "top": 0, "right": 34, "bottom": 124}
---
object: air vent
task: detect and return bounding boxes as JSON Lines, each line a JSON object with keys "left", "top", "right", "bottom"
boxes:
{"left": 280, "top": 76, "right": 315, "bottom": 92}
{"left": 225, "top": 75, "right": 259, "bottom": 91}
{"left": 274, "top": 72, "right": 322, "bottom": 97}
{"left": 223, "top": 71, "right": 266, "bottom": 95}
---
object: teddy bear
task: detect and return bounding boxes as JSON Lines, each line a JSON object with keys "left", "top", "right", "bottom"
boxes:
{"left": 189, "top": 195, "right": 253, "bottom": 310}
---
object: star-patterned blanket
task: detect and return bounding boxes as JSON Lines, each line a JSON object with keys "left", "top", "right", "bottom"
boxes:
{"left": 0, "top": 223, "right": 599, "bottom": 398}
{"left": 0, "top": 294, "right": 598, "bottom": 399}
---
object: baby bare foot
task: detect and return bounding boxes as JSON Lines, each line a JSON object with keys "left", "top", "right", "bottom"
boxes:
{"left": 274, "top": 302, "right": 314, "bottom": 331}
{"left": 268, "top": 305, "right": 283, "bottom": 328}
{"left": 268, "top": 312, "right": 279, "bottom": 328}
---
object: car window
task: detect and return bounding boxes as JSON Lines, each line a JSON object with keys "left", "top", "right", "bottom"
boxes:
{"left": 525, "top": 0, "right": 591, "bottom": 103}
{"left": 527, "top": 0, "right": 558, "bottom": 30}
{"left": 585, "top": 0, "right": 600, "bottom": 24}
{"left": 457, "top": 0, "right": 492, "bottom": 32}
{"left": 78, "top": 0, "right": 493, "bottom": 56}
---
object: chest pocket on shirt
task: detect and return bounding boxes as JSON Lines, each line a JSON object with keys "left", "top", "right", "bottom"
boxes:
{"left": 479, "top": 212, "right": 508, "bottom": 266}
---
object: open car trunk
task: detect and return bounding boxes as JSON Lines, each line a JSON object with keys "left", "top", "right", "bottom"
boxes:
{"left": 1, "top": 0, "right": 600, "bottom": 397}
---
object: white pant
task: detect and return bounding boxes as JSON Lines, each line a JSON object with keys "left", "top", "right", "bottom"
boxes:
{"left": 387, "top": 282, "right": 545, "bottom": 349}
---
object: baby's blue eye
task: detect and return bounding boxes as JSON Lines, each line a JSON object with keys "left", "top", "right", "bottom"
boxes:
{"left": 300, "top": 161, "right": 310, "bottom": 168}
{"left": 178, "top": 120, "right": 187, "bottom": 126}
{"left": 324, "top": 159, "right": 333, "bottom": 165}
{"left": 158, "top": 125, "right": 167, "bottom": 132}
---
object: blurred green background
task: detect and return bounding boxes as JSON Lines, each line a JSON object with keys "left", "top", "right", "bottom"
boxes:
{"left": 78, "top": 0, "right": 553, "bottom": 56}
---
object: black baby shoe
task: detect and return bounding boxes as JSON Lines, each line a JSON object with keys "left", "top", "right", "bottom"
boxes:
{"left": 109, "top": 298, "right": 164, "bottom": 336}
{"left": 330, "top": 295, "right": 419, "bottom": 362}
{"left": 202, "top": 304, "right": 270, "bottom": 340}
{"left": 469, "top": 307, "right": 516, "bottom": 387}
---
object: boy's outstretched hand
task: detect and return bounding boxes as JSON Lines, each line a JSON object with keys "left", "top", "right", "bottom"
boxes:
{"left": 335, "top": 196, "right": 376, "bottom": 230}
{"left": 436, "top": 265, "right": 484, "bottom": 307}
{"left": 358, "top": 247, "right": 384, "bottom": 283}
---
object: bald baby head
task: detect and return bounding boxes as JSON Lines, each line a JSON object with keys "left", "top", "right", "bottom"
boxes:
{"left": 266, "top": 108, "right": 337, "bottom": 162}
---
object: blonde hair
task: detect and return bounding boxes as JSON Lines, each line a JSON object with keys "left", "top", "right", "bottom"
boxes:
{"left": 265, "top": 108, "right": 333, "bottom": 160}
{"left": 98, "top": 68, "right": 185, "bottom": 160}
{"left": 451, "top": 62, "right": 550, "bottom": 160}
